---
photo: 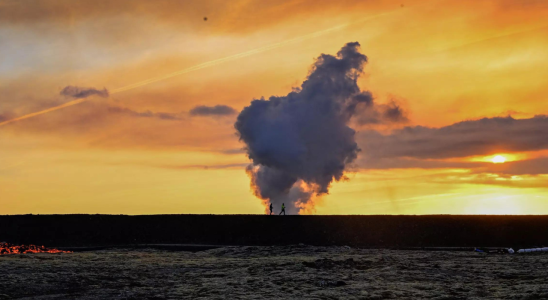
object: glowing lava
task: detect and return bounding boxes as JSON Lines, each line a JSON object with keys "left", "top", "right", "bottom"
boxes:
{"left": 0, "top": 242, "right": 72, "bottom": 255}
{"left": 492, "top": 155, "right": 507, "bottom": 164}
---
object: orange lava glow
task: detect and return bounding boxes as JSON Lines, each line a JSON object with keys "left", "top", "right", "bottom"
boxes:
{"left": 0, "top": 242, "right": 72, "bottom": 255}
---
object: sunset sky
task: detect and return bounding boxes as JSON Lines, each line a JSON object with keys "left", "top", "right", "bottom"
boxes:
{"left": 2, "top": 0, "right": 548, "bottom": 215}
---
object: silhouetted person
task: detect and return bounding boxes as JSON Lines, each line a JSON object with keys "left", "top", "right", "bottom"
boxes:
{"left": 269, "top": 203, "right": 273, "bottom": 215}
{"left": 279, "top": 203, "right": 286, "bottom": 215}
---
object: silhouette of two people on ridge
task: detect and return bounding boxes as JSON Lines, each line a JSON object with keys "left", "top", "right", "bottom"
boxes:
{"left": 269, "top": 203, "right": 286, "bottom": 215}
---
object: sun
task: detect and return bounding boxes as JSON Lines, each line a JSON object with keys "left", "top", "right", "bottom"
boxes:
{"left": 492, "top": 155, "right": 506, "bottom": 164}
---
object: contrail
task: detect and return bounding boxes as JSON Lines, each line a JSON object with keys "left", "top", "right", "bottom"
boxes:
{"left": 0, "top": 8, "right": 404, "bottom": 128}
{"left": 0, "top": 99, "right": 86, "bottom": 127}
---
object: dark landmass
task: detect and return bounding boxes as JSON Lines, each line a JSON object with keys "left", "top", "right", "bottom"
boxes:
{"left": 1, "top": 215, "right": 548, "bottom": 248}
{"left": 2, "top": 246, "right": 548, "bottom": 299}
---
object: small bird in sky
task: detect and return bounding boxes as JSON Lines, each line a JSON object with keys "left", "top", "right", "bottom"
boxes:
{"left": 204, "top": 17, "right": 208, "bottom": 21}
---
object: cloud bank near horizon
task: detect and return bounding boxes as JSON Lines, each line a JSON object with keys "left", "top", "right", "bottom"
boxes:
{"left": 360, "top": 115, "right": 548, "bottom": 160}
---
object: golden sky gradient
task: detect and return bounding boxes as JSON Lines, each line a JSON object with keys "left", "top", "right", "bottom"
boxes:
{"left": 1, "top": 0, "right": 548, "bottom": 214}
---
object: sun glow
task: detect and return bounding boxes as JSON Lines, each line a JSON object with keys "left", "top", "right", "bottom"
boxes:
{"left": 466, "top": 153, "right": 524, "bottom": 163}
{"left": 492, "top": 155, "right": 506, "bottom": 164}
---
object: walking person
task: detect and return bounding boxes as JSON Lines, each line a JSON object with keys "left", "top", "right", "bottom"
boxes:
{"left": 279, "top": 203, "right": 286, "bottom": 215}
{"left": 269, "top": 203, "right": 273, "bottom": 215}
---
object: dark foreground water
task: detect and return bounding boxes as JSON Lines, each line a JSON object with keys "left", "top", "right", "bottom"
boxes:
{"left": 1, "top": 246, "right": 547, "bottom": 299}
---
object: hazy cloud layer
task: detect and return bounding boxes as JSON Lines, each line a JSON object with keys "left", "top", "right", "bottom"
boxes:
{"left": 163, "top": 163, "right": 249, "bottom": 170}
{"left": 108, "top": 106, "right": 183, "bottom": 120}
{"left": 219, "top": 148, "right": 246, "bottom": 155}
{"left": 0, "top": 113, "right": 13, "bottom": 122}
{"left": 2, "top": 0, "right": 539, "bottom": 26}
{"left": 360, "top": 115, "right": 548, "bottom": 161}
{"left": 60, "top": 86, "right": 109, "bottom": 99}
{"left": 481, "top": 157, "right": 548, "bottom": 176}
{"left": 190, "top": 105, "right": 237, "bottom": 116}
{"left": 359, "top": 157, "right": 485, "bottom": 170}
{"left": 0, "top": 0, "right": 403, "bottom": 34}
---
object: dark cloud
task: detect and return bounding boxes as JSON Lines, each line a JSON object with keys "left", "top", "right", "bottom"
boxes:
{"left": 236, "top": 42, "right": 397, "bottom": 214}
{"left": 107, "top": 106, "right": 183, "bottom": 120}
{"left": 381, "top": 100, "right": 409, "bottom": 123}
{"left": 60, "top": 86, "right": 109, "bottom": 99}
{"left": 219, "top": 148, "right": 246, "bottom": 155}
{"left": 190, "top": 105, "right": 237, "bottom": 116}
{"left": 360, "top": 115, "right": 548, "bottom": 161}
{"left": 353, "top": 99, "right": 409, "bottom": 125}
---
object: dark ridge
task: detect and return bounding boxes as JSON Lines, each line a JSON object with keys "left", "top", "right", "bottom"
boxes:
{"left": 57, "top": 244, "right": 221, "bottom": 252}
{"left": 1, "top": 215, "right": 547, "bottom": 248}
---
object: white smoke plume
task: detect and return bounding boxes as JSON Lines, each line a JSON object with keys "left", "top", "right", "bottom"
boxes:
{"left": 235, "top": 42, "right": 401, "bottom": 214}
